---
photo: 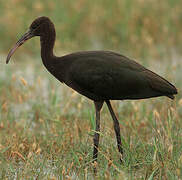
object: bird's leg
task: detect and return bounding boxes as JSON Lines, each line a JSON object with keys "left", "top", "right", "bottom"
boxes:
{"left": 93, "top": 101, "right": 103, "bottom": 162}
{"left": 106, "top": 100, "right": 123, "bottom": 162}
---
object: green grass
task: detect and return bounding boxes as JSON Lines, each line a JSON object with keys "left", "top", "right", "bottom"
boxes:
{"left": 0, "top": 0, "right": 182, "bottom": 179}
{"left": 1, "top": 0, "right": 182, "bottom": 59}
{"left": 0, "top": 54, "right": 181, "bottom": 179}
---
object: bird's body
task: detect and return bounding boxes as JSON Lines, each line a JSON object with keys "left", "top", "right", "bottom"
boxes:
{"left": 47, "top": 50, "right": 176, "bottom": 101}
{"left": 6, "top": 16, "right": 177, "bottom": 166}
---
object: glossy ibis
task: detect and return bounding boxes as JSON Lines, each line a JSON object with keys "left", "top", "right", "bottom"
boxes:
{"left": 6, "top": 16, "right": 177, "bottom": 163}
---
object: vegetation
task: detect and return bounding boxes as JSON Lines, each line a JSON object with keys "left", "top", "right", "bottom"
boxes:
{"left": 1, "top": 0, "right": 182, "bottom": 58}
{"left": 0, "top": 0, "right": 182, "bottom": 179}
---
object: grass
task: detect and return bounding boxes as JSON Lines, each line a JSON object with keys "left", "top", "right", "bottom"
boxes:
{"left": 0, "top": 53, "right": 181, "bottom": 179}
{"left": 0, "top": 0, "right": 182, "bottom": 179}
{"left": 1, "top": 0, "right": 182, "bottom": 58}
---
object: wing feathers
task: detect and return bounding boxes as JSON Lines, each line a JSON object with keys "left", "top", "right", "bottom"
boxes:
{"left": 143, "top": 70, "right": 177, "bottom": 97}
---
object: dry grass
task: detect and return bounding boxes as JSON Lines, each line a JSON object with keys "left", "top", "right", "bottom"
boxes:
{"left": 0, "top": 0, "right": 182, "bottom": 179}
{"left": 0, "top": 53, "right": 181, "bottom": 179}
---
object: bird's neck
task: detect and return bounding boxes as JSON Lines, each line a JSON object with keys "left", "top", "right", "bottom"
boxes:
{"left": 40, "top": 27, "right": 56, "bottom": 66}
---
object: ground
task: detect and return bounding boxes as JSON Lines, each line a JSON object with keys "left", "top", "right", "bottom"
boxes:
{"left": 0, "top": 53, "right": 181, "bottom": 179}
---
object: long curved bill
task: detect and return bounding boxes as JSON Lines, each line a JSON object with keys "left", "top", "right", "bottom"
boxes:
{"left": 6, "top": 30, "right": 34, "bottom": 64}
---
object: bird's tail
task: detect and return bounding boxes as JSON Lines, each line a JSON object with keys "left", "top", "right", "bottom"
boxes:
{"left": 143, "top": 70, "right": 177, "bottom": 99}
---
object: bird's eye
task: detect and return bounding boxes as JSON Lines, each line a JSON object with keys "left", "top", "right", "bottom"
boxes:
{"left": 30, "top": 22, "right": 39, "bottom": 30}
{"left": 31, "top": 25, "right": 37, "bottom": 30}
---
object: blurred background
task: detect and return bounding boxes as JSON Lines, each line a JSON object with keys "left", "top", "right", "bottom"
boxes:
{"left": 0, "top": 0, "right": 182, "bottom": 178}
{"left": 1, "top": 0, "right": 182, "bottom": 59}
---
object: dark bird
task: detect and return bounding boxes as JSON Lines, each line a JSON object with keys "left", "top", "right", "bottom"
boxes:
{"left": 6, "top": 16, "right": 177, "bottom": 163}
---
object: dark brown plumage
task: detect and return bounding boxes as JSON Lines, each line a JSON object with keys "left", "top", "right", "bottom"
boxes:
{"left": 6, "top": 16, "right": 177, "bottom": 163}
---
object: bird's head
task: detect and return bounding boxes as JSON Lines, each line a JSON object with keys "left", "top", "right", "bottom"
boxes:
{"left": 6, "top": 16, "right": 52, "bottom": 64}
